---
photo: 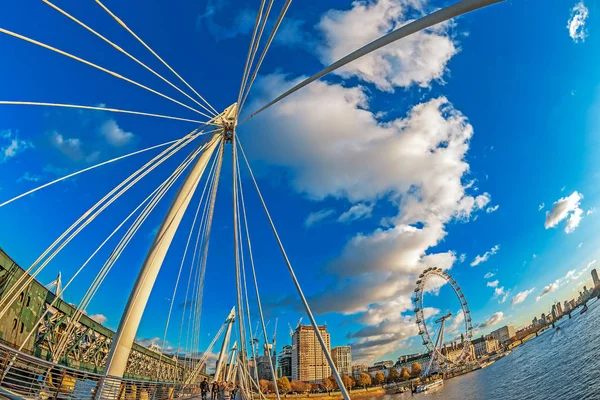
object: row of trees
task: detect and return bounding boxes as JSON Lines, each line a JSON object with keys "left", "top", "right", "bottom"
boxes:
{"left": 258, "top": 363, "right": 422, "bottom": 395}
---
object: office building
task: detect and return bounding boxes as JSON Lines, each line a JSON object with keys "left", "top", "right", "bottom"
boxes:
{"left": 472, "top": 335, "right": 500, "bottom": 358}
{"left": 556, "top": 302, "right": 563, "bottom": 317}
{"left": 278, "top": 345, "right": 292, "bottom": 379}
{"left": 351, "top": 364, "right": 368, "bottom": 380}
{"left": 592, "top": 269, "right": 600, "bottom": 288}
{"left": 331, "top": 346, "right": 352, "bottom": 376}
{"left": 291, "top": 325, "right": 331, "bottom": 382}
{"left": 490, "top": 325, "right": 516, "bottom": 343}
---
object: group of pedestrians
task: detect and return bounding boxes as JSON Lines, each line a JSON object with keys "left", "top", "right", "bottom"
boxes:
{"left": 200, "top": 378, "right": 239, "bottom": 400}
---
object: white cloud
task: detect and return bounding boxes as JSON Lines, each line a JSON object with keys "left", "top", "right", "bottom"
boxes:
{"left": 49, "top": 131, "right": 99, "bottom": 162}
{"left": 567, "top": 1, "right": 589, "bottom": 43}
{"left": 538, "top": 202, "right": 545, "bottom": 211}
{"left": 544, "top": 191, "right": 584, "bottom": 233}
{"left": 1, "top": 130, "right": 33, "bottom": 162}
{"left": 317, "top": 0, "right": 457, "bottom": 91}
{"left": 196, "top": 2, "right": 255, "bottom": 41}
{"left": 536, "top": 280, "right": 559, "bottom": 302}
{"left": 477, "top": 311, "right": 504, "bottom": 329}
{"left": 511, "top": 287, "right": 535, "bottom": 306}
{"left": 578, "top": 242, "right": 583, "bottom": 248}
{"left": 485, "top": 204, "right": 499, "bottom": 213}
{"left": 484, "top": 272, "right": 495, "bottom": 279}
{"left": 246, "top": 73, "right": 488, "bottom": 362}
{"left": 487, "top": 280, "right": 499, "bottom": 288}
{"left": 470, "top": 244, "right": 500, "bottom": 267}
{"left": 338, "top": 203, "right": 374, "bottom": 223}
{"left": 459, "top": 253, "right": 466, "bottom": 263}
{"left": 304, "top": 208, "right": 335, "bottom": 227}
{"left": 493, "top": 286, "right": 509, "bottom": 304}
{"left": 99, "top": 120, "right": 134, "bottom": 147}
{"left": 587, "top": 207, "right": 595, "bottom": 215}
{"left": 17, "top": 172, "right": 41, "bottom": 183}
{"left": 89, "top": 314, "right": 107, "bottom": 324}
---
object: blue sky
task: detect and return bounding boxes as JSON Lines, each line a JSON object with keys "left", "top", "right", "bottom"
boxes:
{"left": 0, "top": 0, "right": 599, "bottom": 366}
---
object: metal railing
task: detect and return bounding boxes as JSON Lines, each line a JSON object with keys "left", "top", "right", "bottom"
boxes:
{"left": 0, "top": 342, "right": 203, "bottom": 399}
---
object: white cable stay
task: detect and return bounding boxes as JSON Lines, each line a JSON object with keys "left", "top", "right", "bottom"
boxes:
{"left": 0, "top": 27, "right": 213, "bottom": 119}
{"left": 0, "top": 128, "right": 212, "bottom": 321}
{"left": 237, "top": 139, "right": 350, "bottom": 400}
{"left": 52, "top": 135, "right": 220, "bottom": 360}
{"left": 241, "top": 0, "right": 503, "bottom": 122}
{"left": 0, "top": 137, "right": 202, "bottom": 209}
{"left": 41, "top": 0, "right": 217, "bottom": 118}
{"left": 235, "top": 150, "right": 280, "bottom": 399}
{"left": 236, "top": 0, "right": 268, "bottom": 110}
{"left": 239, "top": 0, "right": 292, "bottom": 114}
{"left": 0, "top": 101, "right": 212, "bottom": 125}
{"left": 95, "top": 0, "right": 219, "bottom": 116}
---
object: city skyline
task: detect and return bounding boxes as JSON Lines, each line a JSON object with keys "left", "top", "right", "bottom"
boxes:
{"left": 0, "top": 0, "right": 599, "bottom": 371}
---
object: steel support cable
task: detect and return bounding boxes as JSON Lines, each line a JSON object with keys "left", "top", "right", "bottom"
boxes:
{"left": 0, "top": 27, "right": 213, "bottom": 119}
{"left": 238, "top": 0, "right": 292, "bottom": 113}
{"left": 159, "top": 138, "right": 222, "bottom": 360}
{"left": 235, "top": 150, "right": 280, "bottom": 400}
{"left": 0, "top": 101, "right": 212, "bottom": 125}
{"left": 236, "top": 0, "right": 268, "bottom": 109}
{"left": 181, "top": 142, "right": 222, "bottom": 369}
{"left": 182, "top": 322, "right": 226, "bottom": 387}
{"left": 20, "top": 142, "right": 202, "bottom": 356}
{"left": 53, "top": 137, "right": 214, "bottom": 360}
{"left": 94, "top": 0, "right": 219, "bottom": 116}
{"left": 187, "top": 140, "right": 221, "bottom": 370}
{"left": 231, "top": 135, "right": 249, "bottom": 383}
{"left": 0, "top": 138, "right": 188, "bottom": 208}
{"left": 0, "top": 128, "right": 207, "bottom": 319}
{"left": 241, "top": 0, "right": 503, "bottom": 123}
{"left": 42, "top": 0, "right": 217, "bottom": 118}
{"left": 235, "top": 158, "right": 262, "bottom": 390}
{"left": 237, "top": 139, "right": 350, "bottom": 400}
{"left": 237, "top": 0, "right": 276, "bottom": 114}
{"left": 189, "top": 137, "right": 224, "bottom": 364}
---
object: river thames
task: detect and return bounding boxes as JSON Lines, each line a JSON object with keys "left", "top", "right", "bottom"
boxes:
{"left": 366, "top": 297, "right": 600, "bottom": 400}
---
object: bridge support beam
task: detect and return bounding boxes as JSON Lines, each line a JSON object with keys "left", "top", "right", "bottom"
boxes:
{"left": 103, "top": 132, "right": 222, "bottom": 380}
{"left": 214, "top": 308, "right": 235, "bottom": 381}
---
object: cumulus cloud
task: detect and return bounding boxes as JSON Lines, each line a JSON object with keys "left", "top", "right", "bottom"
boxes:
{"left": 567, "top": 1, "right": 589, "bottom": 43}
{"left": 305, "top": 208, "right": 335, "bottom": 227}
{"left": 338, "top": 203, "right": 374, "bottom": 223}
{"left": 545, "top": 191, "right": 584, "bottom": 233}
{"left": 99, "top": 120, "right": 134, "bottom": 147}
{"left": 1, "top": 130, "right": 33, "bottom": 162}
{"left": 317, "top": 0, "right": 457, "bottom": 91}
{"left": 493, "top": 286, "right": 509, "bottom": 304}
{"left": 511, "top": 288, "right": 535, "bottom": 306}
{"left": 536, "top": 281, "right": 559, "bottom": 302}
{"left": 487, "top": 280, "right": 499, "bottom": 288}
{"left": 89, "top": 314, "right": 107, "bottom": 324}
{"left": 486, "top": 204, "right": 499, "bottom": 213}
{"left": 49, "top": 131, "right": 99, "bottom": 162}
{"left": 477, "top": 312, "right": 504, "bottom": 329}
{"left": 471, "top": 244, "right": 500, "bottom": 267}
{"left": 245, "top": 72, "right": 488, "bottom": 362}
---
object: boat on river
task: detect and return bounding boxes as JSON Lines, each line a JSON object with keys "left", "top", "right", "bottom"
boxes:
{"left": 415, "top": 378, "right": 444, "bottom": 393}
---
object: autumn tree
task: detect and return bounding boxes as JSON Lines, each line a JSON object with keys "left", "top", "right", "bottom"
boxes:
{"left": 387, "top": 367, "right": 399, "bottom": 383}
{"left": 259, "top": 379, "right": 269, "bottom": 393}
{"left": 357, "top": 372, "right": 371, "bottom": 390}
{"left": 291, "top": 380, "right": 306, "bottom": 393}
{"left": 278, "top": 377, "right": 292, "bottom": 394}
{"left": 400, "top": 367, "right": 411, "bottom": 381}
{"left": 322, "top": 377, "right": 334, "bottom": 394}
{"left": 373, "top": 372, "right": 385, "bottom": 386}
{"left": 328, "top": 375, "right": 339, "bottom": 390}
{"left": 342, "top": 375, "right": 354, "bottom": 391}
{"left": 305, "top": 383, "right": 313, "bottom": 393}
{"left": 411, "top": 362, "right": 422, "bottom": 377}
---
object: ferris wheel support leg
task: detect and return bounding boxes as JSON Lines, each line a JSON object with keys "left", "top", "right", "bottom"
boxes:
{"left": 101, "top": 133, "right": 222, "bottom": 382}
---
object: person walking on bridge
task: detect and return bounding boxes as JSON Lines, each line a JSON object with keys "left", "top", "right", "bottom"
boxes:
{"left": 200, "top": 378, "right": 208, "bottom": 400}
{"left": 211, "top": 381, "right": 218, "bottom": 399}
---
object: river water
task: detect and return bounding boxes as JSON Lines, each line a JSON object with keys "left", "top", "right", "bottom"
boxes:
{"left": 366, "top": 297, "right": 600, "bottom": 400}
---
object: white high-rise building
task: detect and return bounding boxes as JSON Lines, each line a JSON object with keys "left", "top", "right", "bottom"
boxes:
{"left": 291, "top": 325, "right": 331, "bottom": 382}
{"left": 331, "top": 346, "right": 352, "bottom": 376}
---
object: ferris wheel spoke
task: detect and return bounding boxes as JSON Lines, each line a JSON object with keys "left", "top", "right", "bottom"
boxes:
{"left": 0, "top": 101, "right": 215, "bottom": 125}
{"left": 239, "top": 0, "right": 293, "bottom": 114}
{"left": 42, "top": 0, "right": 218, "bottom": 118}
{"left": 0, "top": 27, "right": 213, "bottom": 119}
{"left": 94, "top": 0, "right": 219, "bottom": 116}
{"left": 241, "top": 0, "right": 503, "bottom": 123}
